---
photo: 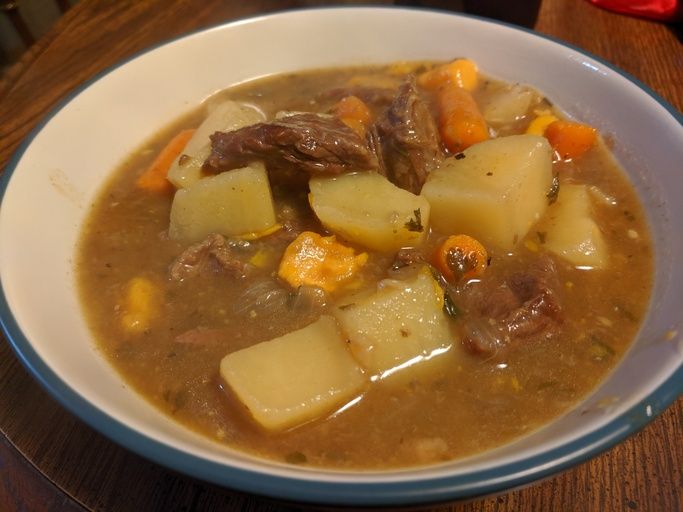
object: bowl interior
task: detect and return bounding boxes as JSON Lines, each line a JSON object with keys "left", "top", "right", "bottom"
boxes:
{"left": 1, "top": 7, "right": 681, "bottom": 506}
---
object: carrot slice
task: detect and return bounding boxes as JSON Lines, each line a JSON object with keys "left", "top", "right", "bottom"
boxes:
{"left": 418, "top": 59, "right": 478, "bottom": 92}
{"left": 436, "top": 85, "right": 489, "bottom": 153}
{"left": 433, "top": 234, "right": 488, "bottom": 282}
{"left": 278, "top": 231, "right": 368, "bottom": 293}
{"left": 136, "top": 128, "right": 195, "bottom": 194}
{"left": 333, "top": 95, "right": 372, "bottom": 136}
{"left": 544, "top": 120, "right": 597, "bottom": 160}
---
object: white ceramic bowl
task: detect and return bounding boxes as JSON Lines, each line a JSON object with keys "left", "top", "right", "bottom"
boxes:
{"left": 1, "top": 7, "right": 681, "bottom": 507}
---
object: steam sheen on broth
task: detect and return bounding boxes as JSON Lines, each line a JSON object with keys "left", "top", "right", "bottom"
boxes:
{"left": 76, "top": 62, "right": 652, "bottom": 469}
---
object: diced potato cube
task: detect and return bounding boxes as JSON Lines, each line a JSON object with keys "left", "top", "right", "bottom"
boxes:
{"left": 169, "top": 162, "right": 278, "bottom": 243}
{"left": 309, "top": 172, "right": 430, "bottom": 253}
{"left": 421, "top": 135, "right": 553, "bottom": 250}
{"left": 481, "top": 85, "right": 537, "bottom": 127}
{"left": 538, "top": 184, "right": 608, "bottom": 269}
{"left": 220, "top": 316, "right": 366, "bottom": 431}
{"left": 167, "top": 101, "right": 265, "bottom": 189}
{"left": 333, "top": 267, "right": 454, "bottom": 380}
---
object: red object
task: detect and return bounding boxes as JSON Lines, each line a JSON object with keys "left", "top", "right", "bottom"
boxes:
{"left": 589, "top": 0, "right": 681, "bottom": 21}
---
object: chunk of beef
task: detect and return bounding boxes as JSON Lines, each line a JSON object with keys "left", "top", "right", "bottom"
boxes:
{"left": 169, "top": 233, "right": 249, "bottom": 281}
{"left": 460, "top": 255, "right": 563, "bottom": 357}
{"left": 373, "top": 78, "right": 443, "bottom": 193}
{"left": 204, "top": 113, "right": 379, "bottom": 186}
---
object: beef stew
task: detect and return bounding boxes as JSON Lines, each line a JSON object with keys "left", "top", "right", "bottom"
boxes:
{"left": 76, "top": 61, "right": 652, "bottom": 469}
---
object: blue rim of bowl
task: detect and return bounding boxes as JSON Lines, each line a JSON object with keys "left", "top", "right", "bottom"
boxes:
{"left": 0, "top": 6, "right": 681, "bottom": 507}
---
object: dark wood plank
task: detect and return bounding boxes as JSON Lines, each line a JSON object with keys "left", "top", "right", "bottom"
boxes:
{"left": 534, "top": 0, "right": 682, "bottom": 110}
{"left": 0, "top": 433, "right": 86, "bottom": 512}
{"left": 0, "top": 0, "right": 300, "bottom": 168}
{"left": 0, "top": 0, "right": 681, "bottom": 510}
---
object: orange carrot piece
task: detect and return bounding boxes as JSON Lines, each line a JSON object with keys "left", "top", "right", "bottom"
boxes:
{"left": 278, "top": 231, "right": 368, "bottom": 293}
{"left": 436, "top": 85, "right": 489, "bottom": 153}
{"left": 417, "top": 59, "right": 478, "bottom": 92}
{"left": 544, "top": 120, "right": 597, "bottom": 160}
{"left": 136, "top": 129, "right": 195, "bottom": 194}
{"left": 433, "top": 234, "right": 488, "bottom": 282}
{"left": 333, "top": 95, "right": 372, "bottom": 136}
{"left": 334, "top": 95, "right": 372, "bottom": 124}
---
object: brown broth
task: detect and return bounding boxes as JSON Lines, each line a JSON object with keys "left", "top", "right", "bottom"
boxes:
{"left": 76, "top": 64, "right": 652, "bottom": 469}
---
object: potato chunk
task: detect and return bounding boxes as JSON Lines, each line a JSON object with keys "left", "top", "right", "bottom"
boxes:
{"left": 333, "top": 267, "right": 454, "bottom": 380}
{"left": 539, "top": 184, "right": 608, "bottom": 269}
{"left": 220, "top": 316, "right": 366, "bottom": 431}
{"left": 309, "top": 172, "right": 430, "bottom": 253}
{"left": 168, "top": 162, "right": 277, "bottom": 243}
{"left": 422, "top": 134, "right": 553, "bottom": 250}
{"left": 167, "top": 100, "right": 265, "bottom": 189}
{"left": 481, "top": 84, "right": 537, "bottom": 127}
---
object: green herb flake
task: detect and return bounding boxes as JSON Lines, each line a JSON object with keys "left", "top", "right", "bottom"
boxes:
{"left": 455, "top": 152, "right": 466, "bottom": 160}
{"left": 589, "top": 336, "right": 615, "bottom": 361}
{"left": 285, "top": 451, "right": 308, "bottom": 464}
{"left": 547, "top": 174, "right": 560, "bottom": 205}
{"left": 443, "top": 293, "right": 460, "bottom": 318}
{"left": 404, "top": 209, "right": 424, "bottom": 232}
{"left": 536, "top": 231, "right": 547, "bottom": 244}
{"left": 614, "top": 303, "right": 637, "bottom": 322}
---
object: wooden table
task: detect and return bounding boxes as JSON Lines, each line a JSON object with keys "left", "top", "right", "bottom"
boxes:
{"left": 0, "top": 1, "right": 681, "bottom": 510}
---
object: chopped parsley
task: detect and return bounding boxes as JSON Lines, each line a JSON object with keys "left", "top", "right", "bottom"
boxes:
{"left": 404, "top": 208, "right": 424, "bottom": 232}
{"left": 443, "top": 292, "right": 460, "bottom": 318}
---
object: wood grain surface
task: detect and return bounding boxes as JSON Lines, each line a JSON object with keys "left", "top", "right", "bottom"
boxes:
{"left": 0, "top": 1, "right": 681, "bottom": 511}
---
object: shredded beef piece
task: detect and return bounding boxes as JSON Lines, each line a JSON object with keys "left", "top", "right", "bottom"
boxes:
{"left": 272, "top": 204, "right": 306, "bottom": 243}
{"left": 272, "top": 199, "right": 323, "bottom": 243}
{"left": 366, "top": 124, "right": 386, "bottom": 178}
{"left": 204, "top": 113, "right": 378, "bottom": 185}
{"left": 392, "top": 248, "right": 425, "bottom": 269}
{"left": 169, "top": 233, "right": 249, "bottom": 281}
{"left": 460, "top": 255, "right": 563, "bottom": 357}
{"left": 373, "top": 78, "right": 443, "bottom": 193}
